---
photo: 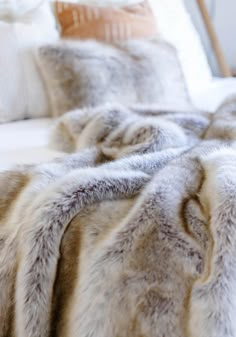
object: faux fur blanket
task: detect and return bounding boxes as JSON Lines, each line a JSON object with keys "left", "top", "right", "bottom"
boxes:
{"left": 2, "top": 98, "right": 236, "bottom": 337}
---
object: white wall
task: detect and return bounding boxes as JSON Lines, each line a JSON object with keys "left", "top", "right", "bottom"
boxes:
{"left": 184, "top": 0, "right": 236, "bottom": 75}
{"left": 214, "top": 0, "right": 236, "bottom": 71}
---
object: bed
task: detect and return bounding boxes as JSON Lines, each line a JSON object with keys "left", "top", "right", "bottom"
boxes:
{"left": 2, "top": 2, "right": 236, "bottom": 337}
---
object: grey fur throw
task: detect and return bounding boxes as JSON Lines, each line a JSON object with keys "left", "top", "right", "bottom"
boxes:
{"left": 2, "top": 98, "right": 236, "bottom": 337}
{"left": 36, "top": 39, "right": 194, "bottom": 117}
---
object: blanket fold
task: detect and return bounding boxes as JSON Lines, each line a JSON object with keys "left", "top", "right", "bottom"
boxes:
{"left": 2, "top": 98, "right": 236, "bottom": 337}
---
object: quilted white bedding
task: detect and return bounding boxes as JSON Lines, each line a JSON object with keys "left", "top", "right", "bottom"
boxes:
{"left": 0, "top": 118, "right": 64, "bottom": 170}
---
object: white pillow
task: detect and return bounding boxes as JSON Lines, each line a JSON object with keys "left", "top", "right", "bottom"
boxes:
{"left": 0, "top": 2, "right": 59, "bottom": 123}
{"left": 0, "top": 0, "right": 44, "bottom": 20}
{"left": 149, "top": 0, "right": 213, "bottom": 95}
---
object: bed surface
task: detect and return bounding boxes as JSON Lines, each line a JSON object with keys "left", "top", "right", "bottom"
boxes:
{"left": 0, "top": 118, "right": 64, "bottom": 170}
{"left": 192, "top": 77, "right": 236, "bottom": 112}
{"left": 1, "top": 76, "right": 236, "bottom": 171}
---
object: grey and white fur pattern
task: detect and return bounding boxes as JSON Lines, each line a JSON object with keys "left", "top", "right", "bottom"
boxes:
{"left": 50, "top": 104, "right": 210, "bottom": 158}
{"left": 1, "top": 98, "right": 236, "bottom": 336}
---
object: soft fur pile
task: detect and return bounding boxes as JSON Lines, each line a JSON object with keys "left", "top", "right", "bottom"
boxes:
{"left": 2, "top": 98, "right": 236, "bottom": 337}
{"left": 37, "top": 39, "right": 193, "bottom": 117}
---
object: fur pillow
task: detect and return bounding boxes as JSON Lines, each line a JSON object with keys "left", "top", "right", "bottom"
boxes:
{"left": 37, "top": 39, "right": 194, "bottom": 117}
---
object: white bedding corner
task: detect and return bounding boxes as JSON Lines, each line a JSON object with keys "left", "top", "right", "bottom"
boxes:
{"left": 0, "top": 118, "right": 65, "bottom": 170}
{"left": 191, "top": 77, "right": 236, "bottom": 112}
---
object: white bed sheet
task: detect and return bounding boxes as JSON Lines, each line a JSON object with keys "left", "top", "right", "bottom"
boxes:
{"left": 191, "top": 77, "right": 236, "bottom": 112}
{"left": 0, "top": 118, "right": 65, "bottom": 170}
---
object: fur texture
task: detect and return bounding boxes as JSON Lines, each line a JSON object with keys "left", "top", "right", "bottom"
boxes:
{"left": 49, "top": 104, "right": 209, "bottom": 156}
{"left": 1, "top": 99, "right": 236, "bottom": 336}
{"left": 36, "top": 39, "right": 194, "bottom": 117}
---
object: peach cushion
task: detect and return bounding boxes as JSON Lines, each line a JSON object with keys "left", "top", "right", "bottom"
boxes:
{"left": 54, "top": 1, "right": 157, "bottom": 41}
